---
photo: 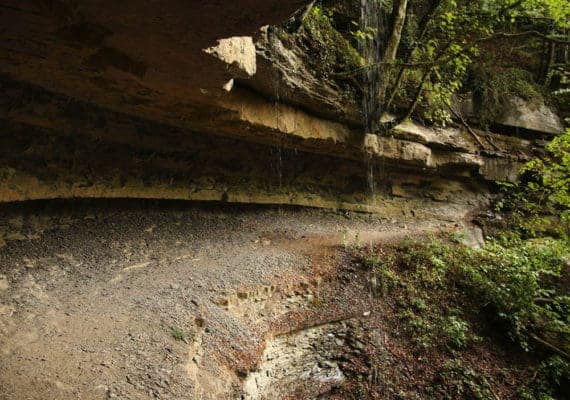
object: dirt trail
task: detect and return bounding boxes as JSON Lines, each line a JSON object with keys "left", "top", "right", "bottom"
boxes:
{"left": 0, "top": 200, "right": 459, "bottom": 399}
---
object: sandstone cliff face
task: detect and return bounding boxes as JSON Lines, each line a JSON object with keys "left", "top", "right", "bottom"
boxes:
{"left": 0, "top": 1, "right": 563, "bottom": 218}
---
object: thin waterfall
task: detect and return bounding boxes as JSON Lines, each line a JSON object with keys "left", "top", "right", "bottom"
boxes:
{"left": 367, "top": 156, "right": 377, "bottom": 203}
{"left": 359, "top": 0, "right": 384, "bottom": 134}
{"left": 360, "top": 0, "right": 385, "bottom": 200}
{"left": 268, "top": 27, "right": 284, "bottom": 192}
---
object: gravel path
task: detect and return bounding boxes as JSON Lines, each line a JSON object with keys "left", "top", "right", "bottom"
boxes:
{"left": 0, "top": 200, "right": 454, "bottom": 399}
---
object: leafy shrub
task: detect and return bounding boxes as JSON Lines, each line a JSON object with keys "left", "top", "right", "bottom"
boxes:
{"left": 456, "top": 236, "right": 569, "bottom": 351}
{"left": 389, "top": 235, "right": 569, "bottom": 352}
{"left": 497, "top": 128, "right": 570, "bottom": 239}
{"left": 361, "top": 252, "right": 399, "bottom": 296}
{"left": 519, "top": 356, "right": 570, "bottom": 400}
{"left": 397, "top": 308, "right": 472, "bottom": 350}
{"left": 441, "top": 315, "right": 471, "bottom": 350}
{"left": 389, "top": 235, "right": 568, "bottom": 395}
{"left": 353, "top": 227, "right": 569, "bottom": 396}
{"left": 430, "top": 359, "right": 496, "bottom": 400}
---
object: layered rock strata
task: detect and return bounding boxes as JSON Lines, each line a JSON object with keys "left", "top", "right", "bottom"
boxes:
{"left": 0, "top": 1, "right": 562, "bottom": 218}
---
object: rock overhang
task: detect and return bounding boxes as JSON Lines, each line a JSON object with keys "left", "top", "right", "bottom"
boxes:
{"left": 0, "top": 0, "right": 561, "bottom": 214}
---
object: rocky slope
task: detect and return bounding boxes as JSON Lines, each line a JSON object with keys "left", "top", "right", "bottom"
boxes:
{"left": 0, "top": 200, "right": 453, "bottom": 400}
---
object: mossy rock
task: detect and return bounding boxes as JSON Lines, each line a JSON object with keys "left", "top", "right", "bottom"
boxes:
{"left": 470, "top": 67, "right": 546, "bottom": 126}
{"left": 298, "top": 5, "right": 363, "bottom": 80}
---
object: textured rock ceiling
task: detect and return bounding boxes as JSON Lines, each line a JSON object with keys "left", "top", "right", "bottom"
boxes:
{"left": 0, "top": 0, "right": 307, "bottom": 114}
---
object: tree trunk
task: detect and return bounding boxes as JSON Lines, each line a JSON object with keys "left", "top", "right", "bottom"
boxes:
{"left": 542, "top": 41, "right": 556, "bottom": 84}
{"left": 376, "top": 0, "right": 409, "bottom": 115}
{"left": 386, "top": 0, "right": 442, "bottom": 110}
{"left": 287, "top": 0, "right": 316, "bottom": 33}
{"left": 298, "top": 1, "right": 316, "bottom": 28}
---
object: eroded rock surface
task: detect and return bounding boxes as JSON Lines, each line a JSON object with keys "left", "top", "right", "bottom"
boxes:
{"left": 243, "top": 322, "right": 349, "bottom": 399}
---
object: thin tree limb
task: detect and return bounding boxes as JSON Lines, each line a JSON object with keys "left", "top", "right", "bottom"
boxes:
{"left": 400, "top": 69, "right": 431, "bottom": 122}
{"left": 287, "top": 0, "right": 316, "bottom": 33}
{"left": 447, "top": 104, "right": 486, "bottom": 149}
{"left": 298, "top": 1, "right": 316, "bottom": 27}
{"left": 335, "top": 30, "right": 568, "bottom": 80}
{"left": 531, "top": 334, "right": 570, "bottom": 360}
{"left": 377, "top": 0, "right": 409, "bottom": 108}
{"left": 386, "top": 0, "right": 443, "bottom": 110}
{"left": 378, "top": 68, "right": 432, "bottom": 133}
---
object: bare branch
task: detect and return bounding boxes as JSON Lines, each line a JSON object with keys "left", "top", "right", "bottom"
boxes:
{"left": 447, "top": 104, "right": 486, "bottom": 149}
{"left": 531, "top": 334, "right": 570, "bottom": 360}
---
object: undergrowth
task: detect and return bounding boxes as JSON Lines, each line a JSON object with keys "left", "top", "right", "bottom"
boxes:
{"left": 495, "top": 128, "right": 570, "bottom": 239}
{"left": 356, "top": 233, "right": 569, "bottom": 398}
{"left": 170, "top": 326, "right": 189, "bottom": 343}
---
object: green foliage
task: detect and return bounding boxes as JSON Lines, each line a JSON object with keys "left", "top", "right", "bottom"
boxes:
{"left": 519, "top": 356, "right": 570, "bottom": 399}
{"left": 277, "top": 0, "right": 567, "bottom": 130}
{"left": 300, "top": 6, "right": 364, "bottom": 80}
{"left": 361, "top": 253, "right": 381, "bottom": 269}
{"left": 355, "top": 231, "right": 569, "bottom": 396}
{"left": 361, "top": 252, "right": 400, "bottom": 296}
{"left": 378, "top": 0, "right": 516, "bottom": 126}
{"left": 397, "top": 308, "right": 472, "bottom": 350}
{"left": 394, "top": 235, "right": 569, "bottom": 353}
{"left": 416, "top": 2, "right": 487, "bottom": 125}
{"left": 398, "top": 309, "right": 436, "bottom": 348}
{"left": 524, "top": 129, "right": 570, "bottom": 212}
{"left": 350, "top": 20, "right": 376, "bottom": 42}
{"left": 506, "top": 0, "right": 570, "bottom": 28}
{"left": 361, "top": 238, "right": 480, "bottom": 351}
{"left": 170, "top": 326, "right": 188, "bottom": 343}
{"left": 430, "top": 359, "right": 496, "bottom": 400}
{"left": 441, "top": 315, "right": 471, "bottom": 349}
{"left": 497, "top": 129, "right": 570, "bottom": 238}
{"left": 456, "top": 236, "right": 569, "bottom": 350}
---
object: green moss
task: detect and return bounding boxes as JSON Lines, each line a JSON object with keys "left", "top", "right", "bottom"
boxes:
{"left": 430, "top": 359, "right": 496, "bottom": 399}
{"left": 299, "top": 6, "right": 363, "bottom": 80}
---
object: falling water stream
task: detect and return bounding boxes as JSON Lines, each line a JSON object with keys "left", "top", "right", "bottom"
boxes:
{"left": 268, "top": 27, "right": 284, "bottom": 198}
{"left": 360, "top": 0, "right": 385, "bottom": 198}
{"left": 359, "top": 0, "right": 384, "bottom": 134}
{"left": 265, "top": 4, "right": 386, "bottom": 204}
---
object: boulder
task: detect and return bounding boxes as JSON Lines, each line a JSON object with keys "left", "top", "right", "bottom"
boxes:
{"left": 495, "top": 96, "right": 564, "bottom": 135}
{"left": 453, "top": 93, "right": 563, "bottom": 135}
